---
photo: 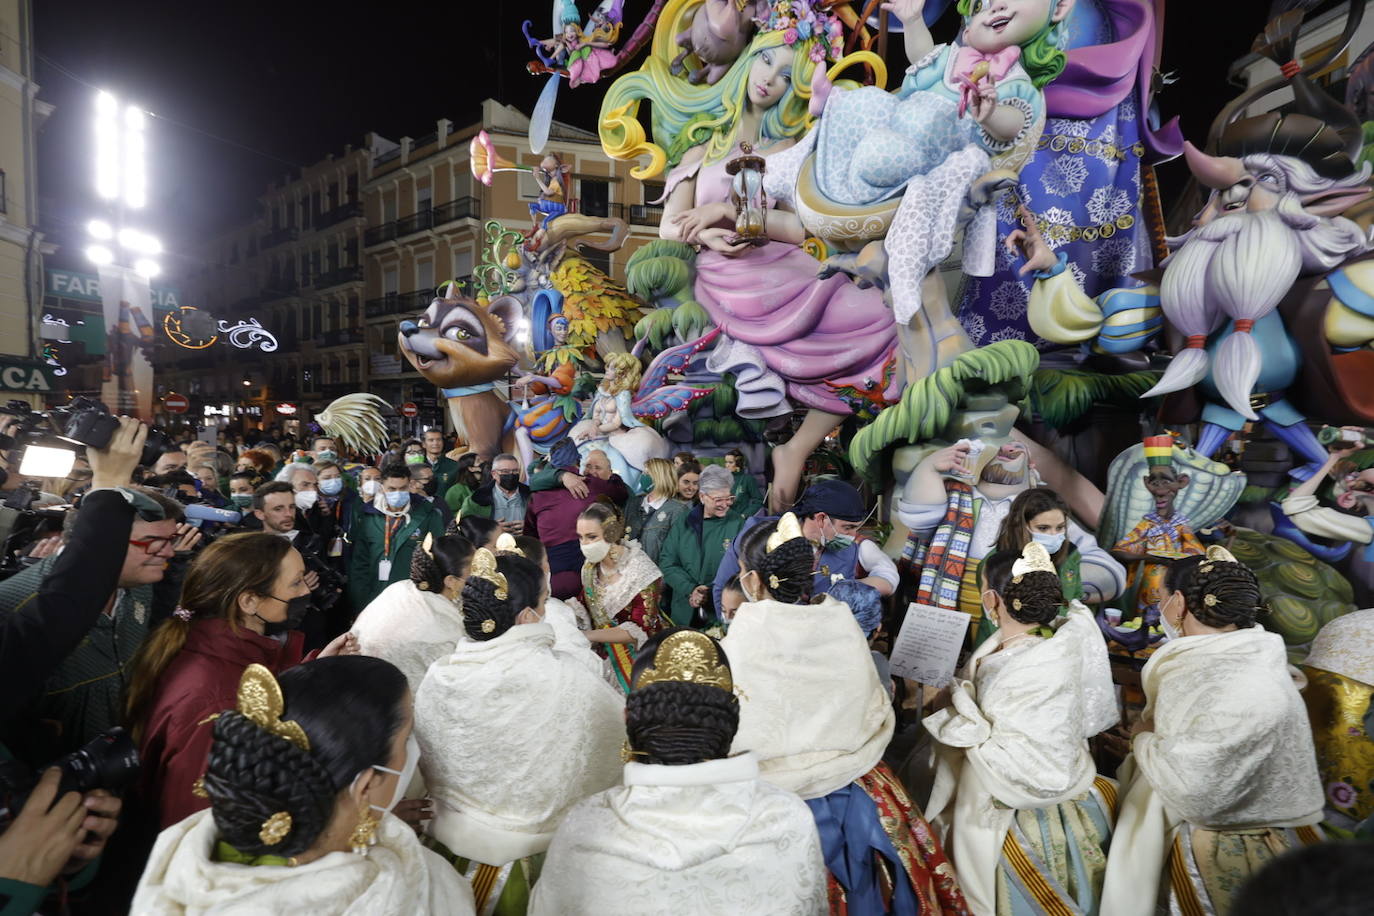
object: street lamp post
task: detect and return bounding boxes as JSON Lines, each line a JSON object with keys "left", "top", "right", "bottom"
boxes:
{"left": 87, "top": 90, "right": 161, "bottom": 419}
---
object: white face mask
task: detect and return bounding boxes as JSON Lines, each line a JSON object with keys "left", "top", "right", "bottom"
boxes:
{"left": 294, "top": 490, "right": 318, "bottom": 510}
{"left": 740, "top": 571, "right": 761, "bottom": 604}
{"left": 360, "top": 479, "right": 380, "bottom": 498}
{"left": 1160, "top": 595, "right": 1183, "bottom": 641}
{"left": 581, "top": 540, "right": 611, "bottom": 563}
{"left": 356, "top": 733, "right": 420, "bottom": 818}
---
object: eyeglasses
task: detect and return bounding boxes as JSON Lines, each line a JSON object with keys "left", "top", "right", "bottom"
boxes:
{"left": 129, "top": 535, "right": 177, "bottom": 554}
{"left": 703, "top": 493, "right": 736, "bottom": 504}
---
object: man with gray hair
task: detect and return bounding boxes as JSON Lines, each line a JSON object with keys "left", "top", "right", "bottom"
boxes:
{"left": 1015, "top": 72, "right": 1374, "bottom": 481}
{"left": 657, "top": 464, "right": 747, "bottom": 626}
{"left": 458, "top": 452, "right": 529, "bottom": 535}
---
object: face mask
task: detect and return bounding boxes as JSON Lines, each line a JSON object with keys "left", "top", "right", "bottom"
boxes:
{"left": 498, "top": 472, "right": 521, "bottom": 491}
{"left": 230, "top": 493, "right": 254, "bottom": 509}
{"left": 637, "top": 472, "right": 653, "bottom": 493}
{"left": 255, "top": 593, "right": 311, "bottom": 637}
{"left": 318, "top": 477, "right": 343, "bottom": 497}
{"left": 1030, "top": 530, "right": 1066, "bottom": 555}
{"left": 294, "top": 490, "right": 318, "bottom": 510}
{"left": 315, "top": 450, "right": 338, "bottom": 462}
{"left": 822, "top": 520, "right": 855, "bottom": 552}
{"left": 581, "top": 540, "right": 611, "bottom": 563}
{"left": 355, "top": 734, "right": 420, "bottom": 818}
{"left": 1160, "top": 595, "right": 1184, "bottom": 641}
{"left": 740, "top": 572, "right": 761, "bottom": 604}
{"left": 405, "top": 454, "right": 426, "bottom": 466}
{"left": 421, "top": 480, "right": 438, "bottom": 497}
{"left": 361, "top": 479, "right": 380, "bottom": 498}
{"left": 384, "top": 490, "right": 411, "bottom": 510}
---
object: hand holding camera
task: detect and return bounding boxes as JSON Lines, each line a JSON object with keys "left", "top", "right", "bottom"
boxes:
{"left": 0, "top": 768, "right": 86, "bottom": 888}
{"left": 89, "top": 417, "right": 148, "bottom": 489}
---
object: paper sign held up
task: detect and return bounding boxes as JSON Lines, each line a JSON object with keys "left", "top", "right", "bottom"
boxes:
{"left": 889, "top": 603, "right": 971, "bottom": 687}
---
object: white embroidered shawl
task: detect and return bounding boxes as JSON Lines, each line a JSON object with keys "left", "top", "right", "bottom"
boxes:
{"left": 1100, "top": 626, "right": 1325, "bottom": 916}
{"left": 414, "top": 622, "right": 626, "bottom": 864}
{"left": 1304, "top": 607, "right": 1374, "bottom": 684}
{"left": 131, "top": 808, "right": 474, "bottom": 915}
{"left": 923, "top": 602, "right": 1118, "bottom": 913}
{"left": 351, "top": 579, "right": 465, "bottom": 694}
{"left": 529, "top": 754, "right": 828, "bottom": 916}
{"left": 721, "top": 596, "right": 894, "bottom": 799}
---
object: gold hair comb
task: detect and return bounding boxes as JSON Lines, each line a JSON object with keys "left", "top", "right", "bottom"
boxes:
{"left": 235, "top": 664, "right": 310, "bottom": 753}
{"left": 766, "top": 513, "right": 804, "bottom": 553}
{"left": 421, "top": 532, "right": 434, "bottom": 557}
{"left": 495, "top": 533, "right": 524, "bottom": 557}
{"left": 1204, "top": 544, "right": 1238, "bottom": 564}
{"left": 259, "top": 811, "right": 293, "bottom": 846}
{"left": 469, "top": 548, "right": 509, "bottom": 600}
{"left": 632, "top": 630, "right": 733, "bottom": 693}
{"left": 1012, "top": 542, "right": 1057, "bottom": 578}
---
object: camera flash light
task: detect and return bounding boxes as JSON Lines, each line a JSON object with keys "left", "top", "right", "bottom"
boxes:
{"left": 20, "top": 445, "right": 77, "bottom": 478}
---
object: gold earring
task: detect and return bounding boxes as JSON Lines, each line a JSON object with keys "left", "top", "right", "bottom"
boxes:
{"left": 349, "top": 809, "right": 379, "bottom": 856}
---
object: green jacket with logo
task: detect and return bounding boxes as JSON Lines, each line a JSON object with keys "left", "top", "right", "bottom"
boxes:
{"left": 657, "top": 505, "right": 748, "bottom": 627}
{"left": 346, "top": 500, "right": 446, "bottom": 612}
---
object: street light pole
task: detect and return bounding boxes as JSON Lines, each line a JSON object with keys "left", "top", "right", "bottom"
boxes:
{"left": 86, "top": 89, "right": 161, "bottom": 419}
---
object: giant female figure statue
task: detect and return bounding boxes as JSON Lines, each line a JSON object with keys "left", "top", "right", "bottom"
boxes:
{"left": 600, "top": 4, "right": 900, "bottom": 509}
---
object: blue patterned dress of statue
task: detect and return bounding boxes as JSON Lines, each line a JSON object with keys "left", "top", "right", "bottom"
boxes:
{"left": 812, "top": 43, "right": 1043, "bottom": 208}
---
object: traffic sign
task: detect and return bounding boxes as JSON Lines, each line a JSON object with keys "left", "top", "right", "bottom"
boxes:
{"left": 163, "top": 393, "right": 189, "bottom": 414}
{"left": 400, "top": 402, "right": 418, "bottom": 418}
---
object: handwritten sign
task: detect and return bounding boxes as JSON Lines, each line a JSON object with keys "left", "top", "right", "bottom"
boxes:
{"left": 889, "top": 603, "right": 971, "bottom": 687}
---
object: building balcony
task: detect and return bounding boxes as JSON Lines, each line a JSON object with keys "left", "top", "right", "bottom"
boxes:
{"left": 314, "top": 328, "right": 365, "bottom": 348}
{"left": 364, "top": 221, "right": 397, "bottom": 247}
{"left": 258, "top": 285, "right": 299, "bottom": 305}
{"left": 318, "top": 200, "right": 363, "bottom": 229}
{"left": 364, "top": 289, "right": 433, "bottom": 319}
{"left": 261, "top": 227, "right": 299, "bottom": 249}
{"left": 629, "top": 204, "right": 663, "bottom": 226}
{"left": 311, "top": 264, "right": 364, "bottom": 290}
{"left": 433, "top": 196, "right": 481, "bottom": 226}
{"left": 364, "top": 198, "right": 482, "bottom": 249}
{"left": 395, "top": 209, "right": 434, "bottom": 238}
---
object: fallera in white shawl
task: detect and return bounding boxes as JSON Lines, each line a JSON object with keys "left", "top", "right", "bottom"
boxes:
{"left": 923, "top": 601, "right": 1118, "bottom": 914}
{"left": 721, "top": 596, "right": 894, "bottom": 799}
{"left": 1304, "top": 607, "right": 1374, "bottom": 683}
{"left": 131, "top": 807, "right": 474, "bottom": 916}
{"left": 528, "top": 752, "right": 828, "bottom": 916}
{"left": 351, "top": 579, "right": 465, "bottom": 694}
{"left": 414, "top": 620, "right": 625, "bottom": 864}
{"left": 544, "top": 595, "right": 610, "bottom": 681}
{"left": 1100, "top": 625, "right": 1325, "bottom": 916}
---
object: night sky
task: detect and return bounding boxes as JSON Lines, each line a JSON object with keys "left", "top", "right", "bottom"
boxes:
{"left": 28, "top": 1, "right": 1314, "bottom": 265}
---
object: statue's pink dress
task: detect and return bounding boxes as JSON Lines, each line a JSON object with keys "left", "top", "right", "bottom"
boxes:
{"left": 665, "top": 145, "right": 900, "bottom": 418}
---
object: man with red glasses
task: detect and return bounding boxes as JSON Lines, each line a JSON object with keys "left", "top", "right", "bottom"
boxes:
{"left": 0, "top": 418, "right": 185, "bottom": 762}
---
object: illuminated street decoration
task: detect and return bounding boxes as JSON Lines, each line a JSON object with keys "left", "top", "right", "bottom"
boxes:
{"left": 217, "top": 317, "right": 278, "bottom": 352}
{"left": 163, "top": 305, "right": 218, "bottom": 349}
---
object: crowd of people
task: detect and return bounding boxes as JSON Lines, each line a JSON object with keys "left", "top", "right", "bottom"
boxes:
{"left": 0, "top": 416, "right": 1368, "bottom": 916}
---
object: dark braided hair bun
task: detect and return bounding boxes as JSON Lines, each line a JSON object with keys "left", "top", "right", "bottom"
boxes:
{"left": 626, "top": 682, "right": 740, "bottom": 765}
{"left": 738, "top": 520, "right": 813, "bottom": 605}
{"left": 204, "top": 711, "right": 336, "bottom": 857}
{"left": 1001, "top": 570, "right": 1062, "bottom": 626}
{"left": 1184, "top": 559, "right": 1263, "bottom": 629}
{"left": 202, "top": 657, "right": 407, "bottom": 857}
{"left": 409, "top": 534, "right": 475, "bottom": 592}
{"left": 459, "top": 556, "right": 539, "bottom": 641}
{"left": 626, "top": 628, "right": 739, "bottom": 765}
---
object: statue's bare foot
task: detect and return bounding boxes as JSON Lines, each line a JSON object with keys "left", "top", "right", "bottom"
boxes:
{"left": 818, "top": 240, "right": 888, "bottom": 290}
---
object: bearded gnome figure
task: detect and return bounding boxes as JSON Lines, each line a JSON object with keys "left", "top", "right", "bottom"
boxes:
{"left": 1017, "top": 73, "right": 1374, "bottom": 483}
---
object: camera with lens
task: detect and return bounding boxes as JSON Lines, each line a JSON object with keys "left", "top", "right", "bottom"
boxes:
{"left": 54, "top": 397, "right": 171, "bottom": 468}
{"left": 0, "top": 728, "right": 140, "bottom": 821}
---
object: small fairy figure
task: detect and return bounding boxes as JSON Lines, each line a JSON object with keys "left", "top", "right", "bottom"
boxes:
{"left": 567, "top": 3, "right": 625, "bottom": 87}
{"left": 568, "top": 353, "right": 670, "bottom": 490}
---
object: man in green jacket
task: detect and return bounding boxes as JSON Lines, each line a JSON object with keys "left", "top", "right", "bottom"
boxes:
{"left": 347, "top": 461, "right": 446, "bottom": 612}
{"left": 422, "top": 429, "right": 461, "bottom": 498}
{"left": 657, "top": 466, "right": 748, "bottom": 627}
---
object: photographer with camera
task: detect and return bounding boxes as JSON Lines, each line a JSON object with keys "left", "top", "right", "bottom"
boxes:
{"left": 252, "top": 481, "right": 345, "bottom": 649}
{"left": 0, "top": 419, "right": 186, "bottom": 760}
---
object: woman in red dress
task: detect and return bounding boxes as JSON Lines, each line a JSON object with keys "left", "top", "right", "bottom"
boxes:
{"left": 576, "top": 501, "right": 665, "bottom": 692}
